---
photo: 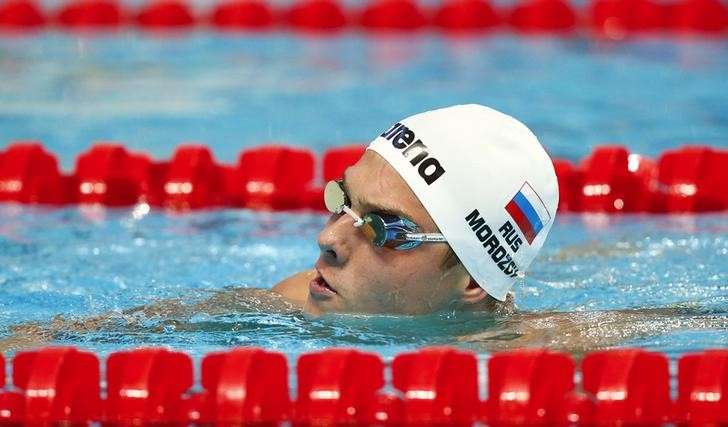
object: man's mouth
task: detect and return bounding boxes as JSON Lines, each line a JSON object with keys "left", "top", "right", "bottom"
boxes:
{"left": 309, "top": 270, "right": 338, "bottom": 300}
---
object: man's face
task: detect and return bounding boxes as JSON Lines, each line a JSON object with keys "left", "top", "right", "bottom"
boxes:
{"left": 304, "top": 151, "right": 470, "bottom": 315}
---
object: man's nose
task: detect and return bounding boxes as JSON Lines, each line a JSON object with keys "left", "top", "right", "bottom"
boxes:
{"left": 317, "top": 213, "right": 358, "bottom": 267}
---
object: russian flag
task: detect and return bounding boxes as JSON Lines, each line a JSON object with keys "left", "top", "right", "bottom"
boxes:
{"left": 505, "top": 182, "right": 551, "bottom": 245}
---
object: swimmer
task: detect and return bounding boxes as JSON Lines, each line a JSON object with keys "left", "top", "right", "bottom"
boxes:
{"left": 272, "top": 104, "right": 557, "bottom": 316}
{"left": 1, "top": 104, "right": 726, "bottom": 353}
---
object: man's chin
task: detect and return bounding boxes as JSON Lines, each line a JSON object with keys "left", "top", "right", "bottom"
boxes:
{"left": 304, "top": 294, "right": 333, "bottom": 316}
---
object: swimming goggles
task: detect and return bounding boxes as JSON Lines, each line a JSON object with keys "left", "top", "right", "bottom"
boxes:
{"left": 323, "top": 179, "right": 448, "bottom": 250}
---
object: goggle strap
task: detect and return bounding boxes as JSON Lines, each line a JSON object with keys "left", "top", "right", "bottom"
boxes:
{"left": 342, "top": 205, "right": 365, "bottom": 227}
{"left": 400, "top": 232, "right": 448, "bottom": 243}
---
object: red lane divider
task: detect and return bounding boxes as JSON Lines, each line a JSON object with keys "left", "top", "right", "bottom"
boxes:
{"left": 0, "top": 142, "right": 70, "bottom": 204}
{"left": 287, "top": 0, "right": 348, "bottom": 31}
{"left": 561, "top": 145, "right": 728, "bottom": 213}
{"left": 393, "top": 347, "right": 479, "bottom": 424}
{"left": 0, "top": 347, "right": 727, "bottom": 424}
{"left": 590, "top": 0, "right": 666, "bottom": 37}
{"left": 0, "top": 0, "right": 726, "bottom": 34}
{"left": 106, "top": 348, "right": 193, "bottom": 423}
{"left": 310, "top": 144, "right": 367, "bottom": 211}
{"left": 1, "top": 141, "right": 727, "bottom": 212}
{"left": 163, "top": 145, "right": 226, "bottom": 209}
{"left": 677, "top": 349, "right": 728, "bottom": 425}
{"left": 484, "top": 349, "right": 576, "bottom": 425}
{"left": 295, "top": 349, "right": 384, "bottom": 424}
{"left": 669, "top": 0, "right": 728, "bottom": 33}
{"left": 578, "top": 145, "right": 658, "bottom": 213}
{"left": 508, "top": 0, "right": 578, "bottom": 32}
{"left": 433, "top": 0, "right": 501, "bottom": 32}
{"left": 656, "top": 145, "right": 728, "bottom": 213}
{"left": 136, "top": 0, "right": 196, "bottom": 28}
{"left": 56, "top": 0, "right": 126, "bottom": 28}
{"left": 578, "top": 145, "right": 632, "bottom": 213}
{"left": 359, "top": 0, "right": 428, "bottom": 30}
{"left": 322, "top": 144, "right": 366, "bottom": 182}
{"left": 582, "top": 349, "right": 671, "bottom": 424}
{"left": 210, "top": 0, "right": 274, "bottom": 30}
{"left": 0, "top": 353, "right": 24, "bottom": 424}
{"left": 365, "top": 393, "right": 403, "bottom": 425}
{"left": 552, "top": 158, "right": 582, "bottom": 212}
{"left": 0, "top": 0, "right": 45, "bottom": 28}
{"left": 236, "top": 145, "right": 316, "bottom": 210}
{"left": 75, "top": 143, "right": 150, "bottom": 206}
{"left": 195, "top": 348, "right": 290, "bottom": 423}
{"left": 12, "top": 347, "right": 101, "bottom": 423}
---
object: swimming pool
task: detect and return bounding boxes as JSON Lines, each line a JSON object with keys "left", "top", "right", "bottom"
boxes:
{"left": 0, "top": 32, "right": 727, "bottom": 363}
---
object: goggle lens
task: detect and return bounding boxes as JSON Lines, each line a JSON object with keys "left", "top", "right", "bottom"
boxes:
{"left": 324, "top": 180, "right": 348, "bottom": 214}
{"left": 322, "top": 179, "right": 444, "bottom": 250}
{"left": 362, "top": 214, "right": 387, "bottom": 247}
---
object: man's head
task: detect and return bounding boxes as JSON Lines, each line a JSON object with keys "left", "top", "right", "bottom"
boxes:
{"left": 305, "top": 104, "right": 558, "bottom": 315}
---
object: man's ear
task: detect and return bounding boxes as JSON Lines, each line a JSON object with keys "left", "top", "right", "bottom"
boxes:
{"left": 460, "top": 279, "right": 488, "bottom": 305}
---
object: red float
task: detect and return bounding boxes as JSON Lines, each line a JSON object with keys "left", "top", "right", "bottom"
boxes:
{"left": 667, "top": 0, "right": 728, "bottom": 33}
{"left": 0, "top": 345, "right": 726, "bottom": 424}
{"left": 677, "top": 349, "right": 728, "bottom": 425}
{"left": 137, "top": 0, "right": 195, "bottom": 28}
{"left": 310, "top": 144, "right": 359, "bottom": 210}
{"left": 433, "top": 0, "right": 501, "bottom": 32}
{"left": 364, "top": 393, "right": 404, "bottom": 425}
{"left": 656, "top": 146, "right": 725, "bottom": 212}
{"left": 392, "top": 347, "right": 479, "bottom": 424}
{"left": 590, "top": 0, "right": 666, "bottom": 37}
{"left": 322, "top": 144, "right": 366, "bottom": 182}
{"left": 359, "top": 0, "right": 428, "bottom": 31}
{"left": 581, "top": 349, "right": 671, "bottom": 424}
{"left": 286, "top": 0, "right": 347, "bottom": 31}
{"left": 0, "top": 142, "right": 69, "bottom": 204}
{"left": 0, "top": 0, "right": 44, "bottom": 28}
{"left": 210, "top": 0, "right": 274, "bottom": 30}
{"left": 56, "top": 0, "right": 125, "bottom": 28}
{"left": 0, "top": 390, "right": 24, "bottom": 423}
{"left": 555, "top": 392, "right": 595, "bottom": 425}
{"left": 626, "top": 153, "right": 659, "bottom": 212}
{"left": 578, "top": 146, "right": 631, "bottom": 212}
{"left": 235, "top": 145, "right": 316, "bottom": 210}
{"left": 508, "top": 0, "right": 577, "bottom": 32}
{"left": 142, "top": 160, "right": 169, "bottom": 206}
{"left": 74, "top": 143, "right": 150, "bottom": 206}
{"left": 304, "top": 187, "right": 326, "bottom": 211}
{"left": 0, "top": 353, "right": 18, "bottom": 424}
{"left": 552, "top": 158, "right": 581, "bottom": 212}
{"left": 105, "top": 348, "right": 193, "bottom": 424}
{"left": 295, "top": 349, "right": 384, "bottom": 424}
{"left": 703, "top": 149, "right": 728, "bottom": 210}
{"left": 12, "top": 347, "right": 101, "bottom": 424}
{"left": 196, "top": 348, "right": 290, "bottom": 423}
{"left": 0, "top": 142, "right": 726, "bottom": 213}
{"left": 578, "top": 145, "right": 659, "bottom": 213}
{"left": 162, "top": 145, "right": 225, "bottom": 210}
{"left": 484, "top": 349, "right": 575, "bottom": 425}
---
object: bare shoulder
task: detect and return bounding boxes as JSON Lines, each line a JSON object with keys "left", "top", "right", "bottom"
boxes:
{"left": 271, "top": 269, "right": 316, "bottom": 307}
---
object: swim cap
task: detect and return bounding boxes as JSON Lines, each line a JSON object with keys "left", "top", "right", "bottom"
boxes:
{"left": 367, "top": 104, "right": 558, "bottom": 301}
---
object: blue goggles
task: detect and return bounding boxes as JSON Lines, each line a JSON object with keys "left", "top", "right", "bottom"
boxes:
{"left": 323, "top": 180, "right": 447, "bottom": 250}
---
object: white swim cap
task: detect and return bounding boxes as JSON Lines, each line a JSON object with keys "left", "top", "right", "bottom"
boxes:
{"left": 367, "top": 104, "right": 558, "bottom": 301}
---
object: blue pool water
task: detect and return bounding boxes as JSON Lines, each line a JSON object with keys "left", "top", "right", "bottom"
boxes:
{"left": 0, "top": 33, "right": 727, "bottom": 360}
{"left": 0, "top": 207, "right": 726, "bottom": 359}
